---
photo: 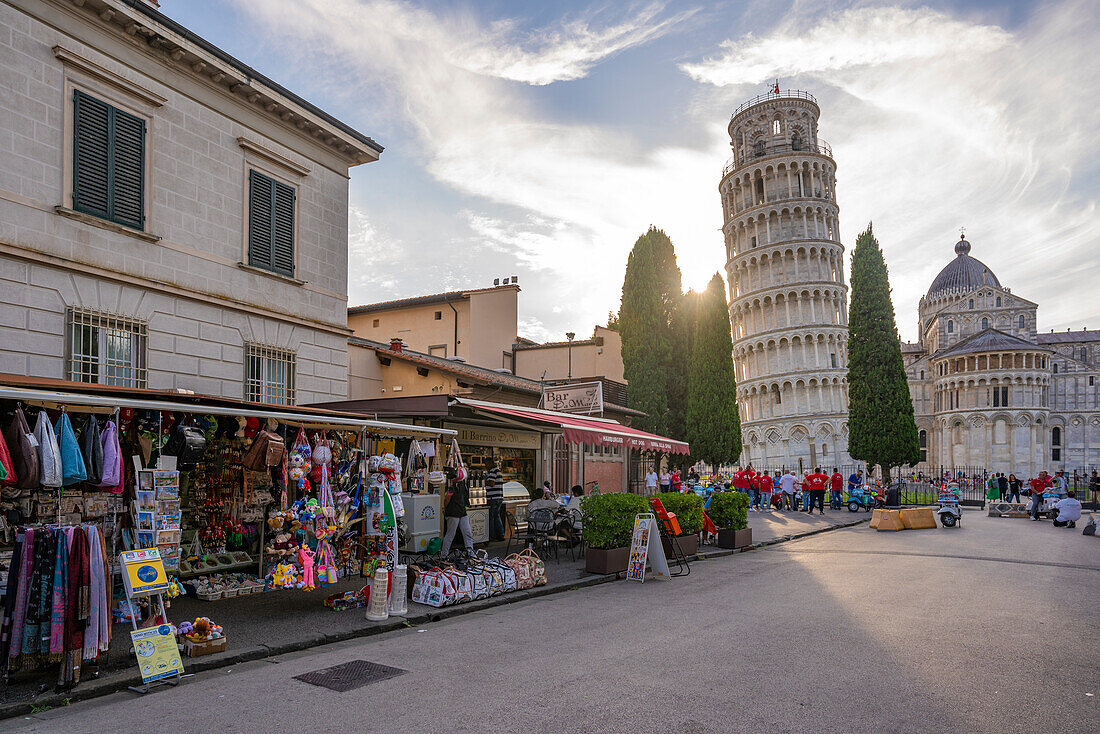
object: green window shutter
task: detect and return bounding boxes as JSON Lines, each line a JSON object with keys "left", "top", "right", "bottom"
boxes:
{"left": 73, "top": 91, "right": 110, "bottom": 219}
{"left": 248, "top": 170, "right": 274, "bottom": 270}
{"left": 248, "top": 170, "right": 295, "bottom": 277}
{"left": 272, "top": 180, "right": 295, "bottom": 276}
{"left": 111, "top": 107, "right": 145, "bottom": 229}
{"left": 72, "top": 90, "right": 145, "bottom": 229}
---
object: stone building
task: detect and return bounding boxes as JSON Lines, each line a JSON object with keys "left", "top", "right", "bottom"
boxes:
{"left": 902, "top": 235, "right": 1100, "bottom": 474}
{"left": 720, "top": 89, "right": 851, "bottom": 471}
{"left": 0, "top": 0, "right": 379, "bottom": 404}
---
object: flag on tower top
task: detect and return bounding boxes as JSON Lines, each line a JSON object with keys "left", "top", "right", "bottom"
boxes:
{"left": 772, "top": 80, "right": 780, "bottom": 94}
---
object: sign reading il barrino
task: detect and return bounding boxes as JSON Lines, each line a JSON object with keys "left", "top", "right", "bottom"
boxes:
{"left": 541, "top": 381, "right": 603, "bottom": 415}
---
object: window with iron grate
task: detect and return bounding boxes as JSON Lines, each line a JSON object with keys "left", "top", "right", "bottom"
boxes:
{"left": 67, "top": 308, "right": 147, "bottom": 387}
{"left": 245, "top": 343, "right": 296, "bottom": 405}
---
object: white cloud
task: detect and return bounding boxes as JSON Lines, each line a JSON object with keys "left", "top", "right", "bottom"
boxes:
{"left": 680, "top": 3, "right": 1099, "bottom": 340}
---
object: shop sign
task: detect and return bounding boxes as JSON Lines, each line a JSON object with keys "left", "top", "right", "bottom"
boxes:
{"left": 445, "top": 424, "right": 540, "bottom": 449}
{"left": 626, "top": 513, "right": 670, "bottom": 583}
{"left": 467, "top": 508, "right": 489, "bottom": 543}
{"left": 542, "top": 382, "right": 603, "bottom": 415}
{"left": 131, "top": 624, "right": 185, "bottom": 684}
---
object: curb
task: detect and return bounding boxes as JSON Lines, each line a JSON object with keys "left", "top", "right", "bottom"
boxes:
{"left": 0, "top": 518, "right": 860, "bottom": 720}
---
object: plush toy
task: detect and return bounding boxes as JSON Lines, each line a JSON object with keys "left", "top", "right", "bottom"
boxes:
{"left": 177, "top": 620, "right": 194, "bottom": 637}
{"left": 289, "top": 454, "right": 307, "bottom": 491}
{"left": 299, "top": 546, "right": 316, "bottom": 591}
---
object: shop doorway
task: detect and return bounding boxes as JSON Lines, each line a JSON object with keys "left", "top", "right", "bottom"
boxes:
{"left": 552, "top": 435, "right": 571, "bottom": 494}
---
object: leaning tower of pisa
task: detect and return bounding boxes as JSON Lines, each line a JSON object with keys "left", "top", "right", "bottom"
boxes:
{"left": 720, "top": 89, "right": 851, "bottom": 471}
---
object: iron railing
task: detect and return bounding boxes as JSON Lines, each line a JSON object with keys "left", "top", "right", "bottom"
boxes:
{"left": 732, "top": 89, "right": 818, "bottom": 117}
{"left": 723, "top": 139, "right": 833, "bottom": 177}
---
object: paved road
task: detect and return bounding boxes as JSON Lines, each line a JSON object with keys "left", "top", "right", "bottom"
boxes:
{"left": 11, "top": 513, "right": 1099, "bottom": 734}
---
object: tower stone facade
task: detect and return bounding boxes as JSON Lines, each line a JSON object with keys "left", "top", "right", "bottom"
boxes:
{"left": 720, "top": 90, "right": 851, "bottom": 471}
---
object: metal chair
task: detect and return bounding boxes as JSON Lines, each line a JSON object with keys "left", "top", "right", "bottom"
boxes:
{"left": 525, "top": 508, "right": 558, "bottom": 560}
{"left": 503, "top": 509, "right": 534, "bottom": 556}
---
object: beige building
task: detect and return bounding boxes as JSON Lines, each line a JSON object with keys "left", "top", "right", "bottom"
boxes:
{"left": 513, "top": 326, "right": 625, "bottom": 384}
{"left": 0, "top": 0, "right": 379, "bottom": 404}
{"left": 348, "top": 283, "right": 519, "bottom": 371}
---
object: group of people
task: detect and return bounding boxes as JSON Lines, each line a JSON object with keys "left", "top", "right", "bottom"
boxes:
{"left": 1007, "top": 469, "right": 1083, "bottom": 528}
{"left": 724, "top": 465, "right": 861, "bottom": 515}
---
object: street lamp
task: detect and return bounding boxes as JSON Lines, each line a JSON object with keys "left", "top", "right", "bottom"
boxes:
{"left": 566, "top": 332, "right": 575, "bottom": 379}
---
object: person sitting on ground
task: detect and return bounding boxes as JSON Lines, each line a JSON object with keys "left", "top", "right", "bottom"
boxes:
{"left": 1052, "top": 491, "right": 1082, "bottom": 528}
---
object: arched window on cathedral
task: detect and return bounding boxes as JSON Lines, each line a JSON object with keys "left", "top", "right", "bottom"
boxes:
{"left": 1053, "top": 363, "right": 1059, "bottom": 374}
{"left": 1018, "top": 315, "right": 1025, "bottom": 329}
{"left": 773, "top": 119, "right": 781, "bottom": 135}
{"left": 754, "top": 139, "right": 766, "bottom": 157}
{"left": 920, "top": 369, "right": 924, "bottom": 380}
{"left": 947, "top": 320, "right": 954, "bottom": 333}
{"left": 1082, "top": 347, "right": 1088, "bottom": 361}
{"left": 918, "top": 430, "right": 927, "bottom": 463}
{"left": 982, "top": 318, "right": 989, "bottom": 329}
{"left": 968, "top": 299, "right": 974, "bottom": 309}
{"left": 996, "top": 296, "right": 1002, "bottom": 307}
{"left": 1051, "top": 427, "right": 1061, "bottom": 462}
{"left": 791, "top": 133, "right": 802, "bottom": 151}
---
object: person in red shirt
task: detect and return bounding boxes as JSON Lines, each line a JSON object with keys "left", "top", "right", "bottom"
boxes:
{"left": 1028, "top": 471, "right": 1052, "bottom": 521}
{"left": 829, "top": 468, "right": 844, "bottom": 510}
{"left": 756, "top": 472, "right": 774, "bottom": 512}
{"left": 803, "top": 467, "right": 829, "bottom": 515}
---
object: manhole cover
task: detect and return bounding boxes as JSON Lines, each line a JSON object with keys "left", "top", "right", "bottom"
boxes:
{"left": 294, "top": 660, "right": 406, "bottom": 692}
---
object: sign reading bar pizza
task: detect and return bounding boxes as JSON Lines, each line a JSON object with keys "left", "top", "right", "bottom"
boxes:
{"left": 542, "top": 381, "right": 603, "bottom": 415}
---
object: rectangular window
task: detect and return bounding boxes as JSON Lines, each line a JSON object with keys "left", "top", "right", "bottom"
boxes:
{"left": 72, "top": 90, "right": 145, "bottom": 229}
{"left": 434, "top": 311, "right": 442, "bottom": 320}
{"left": 830, "top": 353, "right": 838, "bottom": 368}
{"left": 67, "top": 308, "right": 147, "bottom": 387}
{"left": 245, "top": 343, "right": 296, "bottom": 405}
{"left": 502, "top": 351, "right": 513, "bottom": 372}
{"left": 428, "top": 344, "right": 447, "bottom": 358}
{"left": 248, "top": 170, "right": 295, "bottom": 277}
{"left": 372, "top": 319, "right": 380, "bottom": 328}
{"left": 1000, "top": 386, "right": 1009, "bottom": 407}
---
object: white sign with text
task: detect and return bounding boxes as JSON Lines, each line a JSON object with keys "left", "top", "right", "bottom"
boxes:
{"left": 541, "top": 381, "right": 603, "bottom": 414}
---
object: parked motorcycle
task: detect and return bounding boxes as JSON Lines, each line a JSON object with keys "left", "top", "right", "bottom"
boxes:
{"left": 937, "top": 485, "right": 962, "bottom": 527}
{"left": 847, "top": 484, "right": 885, "bottom": 512}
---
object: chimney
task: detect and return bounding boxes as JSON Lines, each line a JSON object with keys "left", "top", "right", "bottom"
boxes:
{"left": 389, "top": 338, "right": 404, "bottom": 352}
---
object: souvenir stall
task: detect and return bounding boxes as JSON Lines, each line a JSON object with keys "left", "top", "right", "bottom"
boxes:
{"left": 0, "top": 379, "right": 454, "bottom": 686}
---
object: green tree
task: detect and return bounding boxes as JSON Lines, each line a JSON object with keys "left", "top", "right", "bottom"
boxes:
{"left": 619, "top": 229, "right": 669, "bottom": 435}
{"left": 686, "top": 273, "right": 741, "bottom": 468}
{"left": 847, "top": 224, "right": 920, "bottom": 480}
{"left": 667, "top": 289, "right": 700, "bottom": 447}
{"left": 648, "top": 229, "right": 685, "bottom": 443}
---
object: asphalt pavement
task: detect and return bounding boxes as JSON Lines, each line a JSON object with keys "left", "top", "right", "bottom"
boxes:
{"left": 9, "top": 511, "right": 1099, "bottom": 734}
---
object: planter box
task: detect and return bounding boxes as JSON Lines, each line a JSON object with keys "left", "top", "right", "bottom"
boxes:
{"left": 716, "top": 528, "right": 753, "bottom": 549}
{"left": 183, "top": 636, "right": 227, "bottom": 658}
{"left": 585, "top": 546, "right": 630, "bottom": 575}
{"left": 662, "top": 533, "right": 698, "bottom": 557}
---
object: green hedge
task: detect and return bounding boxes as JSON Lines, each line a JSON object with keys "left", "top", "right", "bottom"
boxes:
{"left": 580, "top": 493, "right": 650, "bottom": 549}
{"left": 654, "top": 492, "right": 704, "bottom": 535}
{"left": 707, "top": 491, "right": 749, "bottom": 530}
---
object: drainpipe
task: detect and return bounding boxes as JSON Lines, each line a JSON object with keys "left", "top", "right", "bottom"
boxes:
{"left": 447, "top": 298, "right": 459, "bottom": 358}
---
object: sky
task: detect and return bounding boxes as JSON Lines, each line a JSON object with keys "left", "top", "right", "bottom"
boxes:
{"left": 166, "top": 0, "right": 1099, "bottom": 344}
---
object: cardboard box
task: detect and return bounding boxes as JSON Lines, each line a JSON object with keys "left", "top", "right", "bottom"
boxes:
{"left": 183, "top": 636, "right": 227, "bottom": 658}
{"left": 900, "top": 507, "right": 938, "bottom": 529}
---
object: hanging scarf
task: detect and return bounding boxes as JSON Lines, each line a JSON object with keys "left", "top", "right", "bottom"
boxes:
{"left": 97, "top": 525, "right": 111, "bottom": 652}
{"left": 21, "top": 529, "right": 53, "bottom": 659}
{"left": 0, "top": 531, "right": 25, "bottom": 666}
{"left": 60, "top": 525, "right": 89, "bottom": 686}
{"left": 83, "top": 526, "right": 107, "bottom": 659}
{"left": 7, "top": 528, "right": 33, "bottom": 670}
{"left": 48, "top": 527, "right": 71, "bottom": 661}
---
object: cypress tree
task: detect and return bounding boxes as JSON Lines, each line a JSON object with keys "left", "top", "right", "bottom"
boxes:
{"left": 686, "top": 273, "right": 741, "bottom": 468}
{"left": 619, "top": 230, "right": 669, "bottom": 435}
{"left": 847, "top": 224, "right": 920, "bottom": 480}
{"left": 649, "top": 229, "right": 685, "bottom": 442}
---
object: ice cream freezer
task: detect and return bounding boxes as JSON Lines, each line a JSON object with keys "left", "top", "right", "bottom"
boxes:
{"left": 401, "top": 493, "right": 441, "bottom": 552}
{"left": 502, "top": 480, "right": 532, "bottom": 529}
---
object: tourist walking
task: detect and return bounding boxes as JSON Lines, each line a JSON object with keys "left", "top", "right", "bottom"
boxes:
{"left": 441, "top": 468, "right": 474, "bottom": 556}
{"left": 1007, "top": 473, "right": 1022, "bottom": 503}
{"left": 997, "top": 473, "right": 1008, "bottom": 502}
{"left": 645, "top": 467, "right": 658, "bottom": 493}
{"left": 829, "top": 467, "right": 844, "bottom": 510}
{"left": 758, "top": 472, "right": 774, "bottom": 512}
{"left": 659, "top": 468, "right": 671, "bottom": 492}
{"left": 986, "top": 473, "right": 999, "bottom": 503}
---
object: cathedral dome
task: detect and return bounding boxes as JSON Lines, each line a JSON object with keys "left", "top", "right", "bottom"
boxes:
{"left": 926, "top": 235, "right": 1000, "bottom": 298}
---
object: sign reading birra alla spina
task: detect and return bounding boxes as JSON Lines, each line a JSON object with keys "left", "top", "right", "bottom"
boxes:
{"left": 542, "top": 381, "right": 603, "bottom": 414}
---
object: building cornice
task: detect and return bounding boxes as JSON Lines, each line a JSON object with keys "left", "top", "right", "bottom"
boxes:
{"left": 53, "top": 44, "right": 166, "bottom": 106}
{"left": 57, "top": 0, "right": 381, "bottom": 165}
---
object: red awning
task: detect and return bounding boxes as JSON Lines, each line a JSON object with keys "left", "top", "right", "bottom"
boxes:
{"left": 455, "top": 399, "right": 689, "bottom": 454}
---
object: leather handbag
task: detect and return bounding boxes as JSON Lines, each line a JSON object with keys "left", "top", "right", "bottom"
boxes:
{"left": 6, "top": 407, "right": 39, "bottom": 489}
{"left": 242, "top": 429, "right": 285, "bottom": 472}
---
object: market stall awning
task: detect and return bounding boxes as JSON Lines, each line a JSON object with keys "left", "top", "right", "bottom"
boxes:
{"left": 0, "top": 375, "right": 455, "bottom": 439}
{"left": 452, "top": 397, "right": 689, "bottom": 454}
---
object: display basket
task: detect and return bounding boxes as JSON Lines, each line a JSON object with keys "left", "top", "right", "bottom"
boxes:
{"left": 324, "top": 587, "right": 370, "bottom": 611}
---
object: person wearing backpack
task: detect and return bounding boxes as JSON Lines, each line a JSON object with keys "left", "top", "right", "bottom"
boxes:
{"left": 441, "top": 467, "right": 474, "bottom": 556}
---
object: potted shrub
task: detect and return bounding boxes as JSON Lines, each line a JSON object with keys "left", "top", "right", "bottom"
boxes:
{"left": 708, "top": 491, "right": 751, "bottom": 548}
{"left": 654, "top": 492, "right": 703, "bottom": 557}
{"left": 581, "top": 492, "right": 649, "bottom": 574}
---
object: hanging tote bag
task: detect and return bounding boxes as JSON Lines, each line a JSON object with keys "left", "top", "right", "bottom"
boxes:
{"left": 520, "top": 548, "right": 547, "bottom": 587}
{"left": 6, "top": 407, "right": 39, "bottom": 489}
{"left": 33, "top": 410, "right": 62, "bottom": 487}
{"left": 446, "top": 437, "right": 467, "bottom": 481}
{"left": 0, "top": 421, "right": 15, "bottom": 486}
{"left": 54, "top": 413, "right": 87, "bottom": 486}
{"left": 80, "top": 415, "right": 103, "bottom": 485}
{"left": 97, "top": 420, "right": 121, "bottom": 491}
